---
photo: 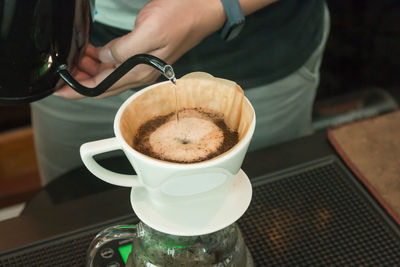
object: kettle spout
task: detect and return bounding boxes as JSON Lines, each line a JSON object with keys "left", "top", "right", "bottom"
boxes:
{"left": 57, "top": 54, "right": 176, "bottom": 97}
{"left": 162, "top": 65, "right": 176, "bottom": 84}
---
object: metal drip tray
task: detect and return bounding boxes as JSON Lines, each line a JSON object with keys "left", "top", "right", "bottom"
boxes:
{"left": 238, "top": 156, "right": 400, "bottom": 265}
{"left": 1, "top": 156, "right": 399, "bottom": 266}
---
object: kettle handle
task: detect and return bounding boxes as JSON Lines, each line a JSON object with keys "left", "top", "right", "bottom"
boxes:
{"left": 57, "top": 54, "right": 175, "bottom": 97}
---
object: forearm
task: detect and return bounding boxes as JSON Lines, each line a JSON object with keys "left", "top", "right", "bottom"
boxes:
{"left": 239, "top": 0, "right": 277, "bottom": 16}
{"left": 209, "top": 0, "right": 277, "bottom": 34}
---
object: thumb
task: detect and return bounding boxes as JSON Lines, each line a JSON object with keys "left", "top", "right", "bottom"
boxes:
{"left": 98, "top": 46, "right": 115, "bottom": 64}
{"left": 98, "top": 29, "right": 157, "bottom": 64}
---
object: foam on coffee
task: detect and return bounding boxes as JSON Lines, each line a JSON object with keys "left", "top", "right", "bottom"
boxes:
{"left": 134, "top": 108, "right": 238, "bottom": 163}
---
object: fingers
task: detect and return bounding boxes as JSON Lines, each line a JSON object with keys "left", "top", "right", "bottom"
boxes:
{"left": 98, "top": 24, "right": 162, "bottom": 64}
{"left": 78, "top": 44, "right": 114, "bottom": 76}
{"left": 98, "top": 47, "right": 115, "bottom": 64}
{"left": 54, "top": 87, "right": 85, "bottom": 100}
{"left": 78, "top": 56, "right": 114, "bottom": 76}
{"left": 92, "top": 64, "right": 159, "bottom": 98}
{"left": 55, "top": 63, "right": 161, "bottom": 100}
{"left": 55, "top": 68, "right": 115, "bottom": 99}
{"left": 56, "top": 22, "right": 170, "bottom": 99}
{"left": 54, "top": 71, "right": 91, "bottom": 99}
{"left": 78, "top": 56, "right": 101, "bottom": 76}
{"left": 85, "top": 44, "right": 100, "bottom": 59}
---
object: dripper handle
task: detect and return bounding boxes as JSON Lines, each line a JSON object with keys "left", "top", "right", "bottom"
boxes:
{"left": 57, "top": 54, "right": 175, "bottom": 97}
{"left": 80, "top": 137, "right": 141, "bottom": 187}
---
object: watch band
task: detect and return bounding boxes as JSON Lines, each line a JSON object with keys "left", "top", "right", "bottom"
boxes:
{"left": 220, "top": 0, "right": 245, "bottom": 41}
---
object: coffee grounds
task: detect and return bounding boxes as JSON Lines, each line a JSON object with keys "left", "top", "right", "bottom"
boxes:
{"left": 133, "top": 108, "right": 239, "bottom": 163}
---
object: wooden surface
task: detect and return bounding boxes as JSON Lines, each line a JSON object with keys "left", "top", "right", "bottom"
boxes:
{"left": 0, "top": 127, "right": 42, "bottom": 208}
{"left": 0, "top": 105, "right": 31, "bottom": 132}
{"left": 328, "top": 110, "right": 400, "bottom": 224}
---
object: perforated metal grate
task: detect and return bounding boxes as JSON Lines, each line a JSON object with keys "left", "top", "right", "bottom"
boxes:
{"left": 0, "top": 233, "right": 92, "bottom": 266}
{"left": 0, "top": 216, "right": 138, "bottom": 267}
{"left": 237, "top": 157, "right": 400, "bottom": 266}
{"left": 0, "top": 157, "right": 399, "bottom": 266}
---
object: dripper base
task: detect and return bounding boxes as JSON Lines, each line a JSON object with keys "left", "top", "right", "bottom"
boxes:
{"left": 129, "top": 169, "right": 252, "bottom": 236}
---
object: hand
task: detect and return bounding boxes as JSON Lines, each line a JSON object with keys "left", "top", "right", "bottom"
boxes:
{"left": 55, "top": 0, "right": 226, "bottom": 99}
{"left": 53, "top": 45, "right": 115, "bottom": 99}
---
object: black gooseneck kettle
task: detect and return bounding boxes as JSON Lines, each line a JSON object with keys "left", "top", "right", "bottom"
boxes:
{"left": 0, "top": 0, "right": 174, "bottom": 105}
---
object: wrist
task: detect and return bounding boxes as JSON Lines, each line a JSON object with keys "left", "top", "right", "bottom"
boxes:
{"left": 193, "top": 0, "right": 226, "bottom": 35}
{"left": 240, "top": 0, "right": 277, "bottom": 16}
{"left": 219, "top": 0, "right": 245, "bottom": 41}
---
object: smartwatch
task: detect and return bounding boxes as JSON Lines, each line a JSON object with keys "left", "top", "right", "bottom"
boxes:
{"left": 219, "top": 0, "right": 245, "bottom": 41}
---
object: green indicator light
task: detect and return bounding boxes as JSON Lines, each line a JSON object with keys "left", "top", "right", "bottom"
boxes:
{"left": 118, "top": 243, "right": 133, "bottom": 264}
{"left": 117, "top": 226, "right": 136, "bottom": 230}
{"left": 164, "top": 237, "right": 185, "bottom": 249}
{"left": 38, "top": 62, "right": 50, "bottom": 76}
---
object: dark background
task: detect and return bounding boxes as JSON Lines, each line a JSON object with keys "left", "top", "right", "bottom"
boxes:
{"left": 1, "top": 0, "right": 400, "bottom": 132}
{"left": 318, "top": 0, "right": 400, "bottom": 99}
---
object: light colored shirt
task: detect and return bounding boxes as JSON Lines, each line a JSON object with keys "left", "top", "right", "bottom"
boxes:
{"left": 94, "top": 0, "right": 150, "bottom": 30}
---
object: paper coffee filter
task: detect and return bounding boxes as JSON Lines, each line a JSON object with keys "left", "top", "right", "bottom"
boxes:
{"left": 120, "top": 72, "right": 253, "bottom": 148}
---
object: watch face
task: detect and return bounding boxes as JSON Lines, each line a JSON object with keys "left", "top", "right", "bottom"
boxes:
{"left": 226, "top": 21, "right": 245, "bottom": 41}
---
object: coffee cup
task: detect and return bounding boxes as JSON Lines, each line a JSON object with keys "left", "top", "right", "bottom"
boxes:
{"left": 80, "top": 72, "right": 255, "bottom": 204}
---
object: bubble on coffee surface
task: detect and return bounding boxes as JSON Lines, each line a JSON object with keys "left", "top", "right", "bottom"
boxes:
{"left": 133, "top": 108, "right": 239, "bottom": 163}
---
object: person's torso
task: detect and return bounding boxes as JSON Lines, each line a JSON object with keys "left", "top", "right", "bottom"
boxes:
{"left": 92, "top": 0, "right": 325, "bottom": 89}
{"left": 94, "top": 0, "right": 149, "bottom": 30}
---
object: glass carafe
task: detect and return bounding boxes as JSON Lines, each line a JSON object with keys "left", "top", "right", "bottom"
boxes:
{"left": 87, "top": 221, "right": 253, "bottom": 267}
